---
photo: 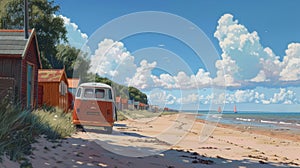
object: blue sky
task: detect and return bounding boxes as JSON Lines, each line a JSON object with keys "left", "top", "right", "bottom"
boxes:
{"left": 54, "top": 0, "right": 300, "bottom": 112}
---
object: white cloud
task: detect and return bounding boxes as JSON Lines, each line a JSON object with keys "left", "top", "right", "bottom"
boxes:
{"left": 214, "top": 14, "right": 270, "bottom": 81}
{"left": 58, "top": 15, "right": 88, "bottom": 48}
{"left": 214, "top": 13, "right": 300, "bottom": 87}
{"left": 213, "top": 55, "right": 240, "bottom": 87}
{"left": 152, "top": 69, "right": 212, "bottom": 89}
{"left": 176, "top": 93, "right": 199, "bottom": 104}
{"left": 89, "top": 39, "right": 137, "bottom": 84}
{"left": 270, "top": 88, "right": 298, "bottom": 104}
{"left": 148, "top": 90, "right": 176, "bottom": 106}
{"left": 152, "top": 74, "right": 176, "bottom": 89}
{"left": 222, "top": 88, "right": 298, "bottom": 104}
{"left": 280, "top": 43, "right": 300, "bottom": 81}
{"left": 230, "top": 90, "right": 264, "bottom": 103}
{"left": 250, "top": 70, "right": 267, "bottom": 82}
{"left": 128, "top": 60, "right": 157, "bottom": 89}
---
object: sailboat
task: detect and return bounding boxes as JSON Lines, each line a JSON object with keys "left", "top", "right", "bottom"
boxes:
{"left": 218, "top": 106, "right": 222, "bottom": 113}
{"left": 233, "top": 105, "right": 237, "bottom": 113}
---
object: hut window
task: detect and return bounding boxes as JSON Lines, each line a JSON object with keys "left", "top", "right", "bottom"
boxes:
{"left": 59, "top": 81, "right": 67, "bottom": 96}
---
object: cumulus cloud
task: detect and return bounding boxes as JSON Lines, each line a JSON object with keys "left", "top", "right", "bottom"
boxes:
{"left": 128, "top": 60, "right": 157, "bottom": 89}
{"left": 269, "top": 88, "right": 298, "bottom": 104}
{"left": 223, "top": 88, "right": 298, "bottom": 104}
{"left": 280, "top": 43, "right": 300, "bottom": 81}
{"left": 214, "top": 13, "right": 300, "bottom": 87}
{"left": 214, "top": 14, "right": 266, "bottom": 81}
{"left": 89, "top": 39, "right": 137, "bottom": 84}
{"left": 226, "top": 89, "right": 265, "bottom": 104}
{"left": 213, "top": 55, "right": 240, "bottom": 87}
{"left": 148, "top": 89, "right": 176, "bottom": 107}
{"left": 152, "top": 69, "right": 212, "bottom": 89}
{"left": 176, "top": 93, "right": 199, "bottom": 104}
{"left": 58, "top": 15, "right": 88, "bottom": 48}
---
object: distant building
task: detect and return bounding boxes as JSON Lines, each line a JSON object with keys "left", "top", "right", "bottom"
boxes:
{"left": 0, "top": 29, "right": 42, "bottom": 108}
{"left": 149, "top": 105, "right": 160, "bottom": 112}
{"left": 67, "top": 78, "right": 79, "bottom": 109}
{"left": 139, "top": 102, "right": 148, "bottom": 110}
{"left": 133, "top": 101, "right": 140, "bottom": 110}
{"left": 115, "top": 96, "right": 122, "bottom": 110}
{"left": 121, "top": 98, "right": 128, "bottom": 110}
{"left": 128, "top": 99, "right": 134, "bottom": 110}
{"left": 115, "top": 96, "right": 129, "bottom": 111}
{"left": 67, "top": 78, "right": 79, "bottom": 95}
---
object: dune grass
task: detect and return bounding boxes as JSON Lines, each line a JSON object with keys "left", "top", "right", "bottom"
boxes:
{"left": 0, "top": 100, "right": 75, "bottom": 167}
{"left": 117, "top": 110, "right": 177, "bottom": 121}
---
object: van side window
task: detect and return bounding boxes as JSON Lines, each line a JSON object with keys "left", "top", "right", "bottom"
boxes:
{"left": 76, "top": 88, "right": 81, "bottom": 98}
{"left": 108, "top": 89, "right": 112, "bottom": 99}
{"left": 95, "top": 89, "right": 105, "bottom": 99}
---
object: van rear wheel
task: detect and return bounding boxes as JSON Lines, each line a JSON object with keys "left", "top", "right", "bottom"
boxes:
{"left": 105, "top": 126, "right": 113, "bottom": 134}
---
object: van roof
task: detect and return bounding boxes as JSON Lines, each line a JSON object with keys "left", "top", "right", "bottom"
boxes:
{"left": 79, "top": 82, "right": 112, "bottom": 89}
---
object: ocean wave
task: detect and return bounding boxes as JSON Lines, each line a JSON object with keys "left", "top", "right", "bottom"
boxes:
{"left": 296, "top": 123, "right": 300, "bottom": 127}
{"left": 206, "top": 114, "right": 222, "bottom": 119}
{"left": 279, "top": 121, "right": 292, "bottom": 125}
{"left": 260, "top": 120, "right": 278, "bottom": 124}
{"left": 236, "top": 117, "right": 254, "bottom": 122}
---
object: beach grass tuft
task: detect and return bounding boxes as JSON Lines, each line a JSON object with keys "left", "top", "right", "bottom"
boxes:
{"left": 117, "top": 110, "right": 177, "bottom": 120}
{"left": 0, "top": 100, "right": 76, "bottom": 165}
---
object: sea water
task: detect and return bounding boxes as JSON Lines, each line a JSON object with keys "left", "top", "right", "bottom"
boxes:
{"left": 196, "top": 111, "right": 300, "bottom": 132}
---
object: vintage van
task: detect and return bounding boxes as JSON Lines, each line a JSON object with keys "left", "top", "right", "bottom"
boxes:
{"left": 73, "top": 82, "right": 116, "bottom": 133}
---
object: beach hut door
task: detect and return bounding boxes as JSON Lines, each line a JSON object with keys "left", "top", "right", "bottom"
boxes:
{"left": 27, "top": 64, "right": 33, "bottom": 108}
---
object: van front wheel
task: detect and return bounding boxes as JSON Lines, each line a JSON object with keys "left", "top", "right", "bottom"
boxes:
{"left": 105, "top": 126, "right": 113, "bottom": 134}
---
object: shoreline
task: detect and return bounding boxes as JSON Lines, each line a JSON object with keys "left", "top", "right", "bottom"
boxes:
{"left": 196, "top": 117, "right": 300, "bottom": 142}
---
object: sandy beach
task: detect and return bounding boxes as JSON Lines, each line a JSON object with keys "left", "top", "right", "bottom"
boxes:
{"left": 1, "top": 112, "right": 300, "bottom": 168}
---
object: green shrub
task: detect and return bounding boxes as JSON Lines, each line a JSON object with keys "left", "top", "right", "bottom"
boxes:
{"left": 0, "top": 99, "right": 75, "bottom": 165}
{"left": 32, "top": 108, "right": 75, "bottom": 139}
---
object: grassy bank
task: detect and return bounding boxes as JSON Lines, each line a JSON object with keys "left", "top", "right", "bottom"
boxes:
{"left": 117, "top": 110, "right": 177, "bottom": 121}
{"left": 0, "top": 101, "right": 75, "bottom": 167}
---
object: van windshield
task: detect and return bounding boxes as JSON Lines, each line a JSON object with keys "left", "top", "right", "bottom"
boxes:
{"left": 83, "top": 88, "right": 107, "bottom": 99}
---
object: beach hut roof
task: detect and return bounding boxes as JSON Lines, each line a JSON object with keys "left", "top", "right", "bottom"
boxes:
{"left": 38, "top": 69, "right": 67, "bottom": 83}
{"left": 0, "top": 29, "right": 42, "bottom": 68}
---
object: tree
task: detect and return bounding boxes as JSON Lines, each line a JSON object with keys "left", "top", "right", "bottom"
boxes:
{"left": 55, "top": 44, "right": 81, "bottom": 77}
{"left": 129, "top": 86, "right": 148, "bottom": 104}
{"left": 0, "top": 0, "right": 67, "bottom": 68}
{"left": 55, "top": 44, "right": 91, "bottom": 79}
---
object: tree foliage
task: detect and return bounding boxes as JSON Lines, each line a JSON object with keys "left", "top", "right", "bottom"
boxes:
{"left": 0, "top": 0, "right": 67, "bottom": 68}
{"left": 129, "top": 86, "right": 148, "bottom": 104}
{"left": 55, "top": 44, "right": 90, "bottom": 78}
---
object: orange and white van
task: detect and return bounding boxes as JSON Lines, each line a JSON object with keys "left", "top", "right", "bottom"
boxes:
{"left": 73, "top": 82, "right": 116, "bottom": 133}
